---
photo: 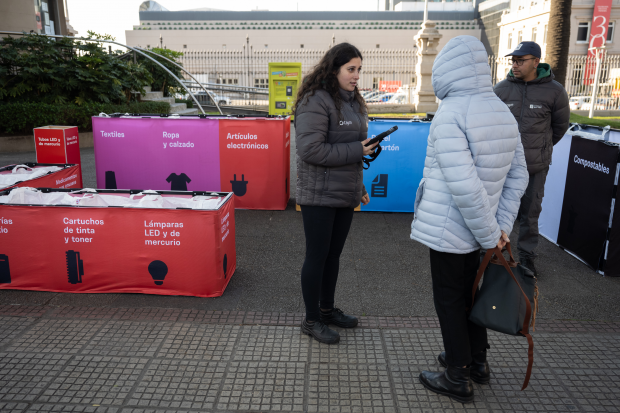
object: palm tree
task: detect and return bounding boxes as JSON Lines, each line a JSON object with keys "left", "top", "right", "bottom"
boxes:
{"left": 545, "top": 0, "right": 573, "bottom": 86}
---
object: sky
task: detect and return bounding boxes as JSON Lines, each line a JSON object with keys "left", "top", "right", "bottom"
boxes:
{"left": 67, "top": 0, "right": 383, "bottom": 48}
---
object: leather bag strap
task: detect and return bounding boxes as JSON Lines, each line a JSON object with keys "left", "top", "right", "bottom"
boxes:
{"left": 471, "top": 243, "right": 534, "bottom": 390}
{"left": 470, "top": 249, "right": 495, "bottom": 309}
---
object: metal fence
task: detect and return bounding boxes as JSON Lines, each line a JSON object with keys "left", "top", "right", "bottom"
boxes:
{"left": 178, "top": 49, "right": 620, "bottom": 111}
{"left": 177, "top": 48, "right": 418, "bottom": 106}
{"left": 564, "top": 53, "right": 620, "bottom": 111}
{"left": 489, "top": 54, "right": 620, "bottom": 111}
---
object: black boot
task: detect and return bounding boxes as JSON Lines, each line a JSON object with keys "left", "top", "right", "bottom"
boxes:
{"left": 319, "top": 308, "right": 358, "bottom": 328}
{"left": 438, "top": 351, "right": 490, "bottom": 384}
{"left": 419, "top": 365, "right": 474, "bottom": 403}
{"left": 520, "top": 256, "right": 538, "bottom": 277}
{"left": 301, "top": 320, "right": 340, "bottom": 344}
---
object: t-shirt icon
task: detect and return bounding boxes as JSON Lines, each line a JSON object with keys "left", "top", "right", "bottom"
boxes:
{"left": 166, "top": 173, "right": 191, "bottom": 191}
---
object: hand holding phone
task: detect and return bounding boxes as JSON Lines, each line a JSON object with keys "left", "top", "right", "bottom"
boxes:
{"left": 364, "top": 126, "right": 398, "bottom": 147}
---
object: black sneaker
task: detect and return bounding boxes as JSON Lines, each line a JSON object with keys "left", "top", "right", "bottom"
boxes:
{"left": 320, "top": 308, "right": 359, "bottom": 328}
{"left": 520, "top": 256, "right": 538, "bottom": 277}
{"left": 301, "top": 320, "right": 340, "bottom": 344}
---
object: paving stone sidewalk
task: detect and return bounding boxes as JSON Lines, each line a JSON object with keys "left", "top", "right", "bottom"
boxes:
{"left": 1, "top": 306, "right": 619, "bottom": 413}
{"left": 2, "top": 131, "right": 620, "bottom": 412}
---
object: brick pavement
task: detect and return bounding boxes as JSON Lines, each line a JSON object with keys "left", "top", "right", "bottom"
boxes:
{"left": 1, "top": 306, "right": 619, "bottom": 413}
{"left": 3, "top": 134, "right": 620, "bottom": 412}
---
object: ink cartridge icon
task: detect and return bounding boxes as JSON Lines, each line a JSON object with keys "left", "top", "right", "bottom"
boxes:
{"left": 66, "top": 250, "right": 84, "bottom": 284}
{"left": 0, "top": 254, "right": 10, "bottom": 284}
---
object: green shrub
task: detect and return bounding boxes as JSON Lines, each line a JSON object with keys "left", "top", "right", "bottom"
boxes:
{"left": 0, "top": 33, "right": 153, "bottom": 105}
{"left": 0, "top": 101, "right": 170, "bottom": 134}
{"left": 175, "top": 98, "right": 193, "bottom": 108}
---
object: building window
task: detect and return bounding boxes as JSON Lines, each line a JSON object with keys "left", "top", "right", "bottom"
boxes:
{"left": 517, "top": 30, "right": 522, "bottom": 44}
{"left": 543, "top": 24, "right": 548, "bottom": 44}
{"left": 300, "top": 44, "right": 304, "bottom": 48}
{"left": 264, "top": 44, "right": 268, "bottom": 48}
{"left": 607, "top": 22, "right": 615, "bottom": 43}
{"left": 372, "top": 77, "right": 383, "bottom": 89}
{"left": 508, "top": 33, "right": 513, "bottom": 50}
{"left": 376, "top": 44, "right": 380, "bottom": 48}
{"left": 577, "top": 22, "right": 590, "bottom": 43}
{"left": 183, "top": 44, "right": 187, "bottom": 49}
{"left": 222, "top": 44, "right": 226, "bottom": 49}
{"left": 254, "top": 79, "right": 268, "bottom": 89}
{"left": 532, "top": 27, "right": 537, "bottom": 43}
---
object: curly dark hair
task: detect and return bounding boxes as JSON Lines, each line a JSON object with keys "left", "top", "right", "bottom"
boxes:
{"left": 293, "top": 43, "right": 367, "bottom": 119}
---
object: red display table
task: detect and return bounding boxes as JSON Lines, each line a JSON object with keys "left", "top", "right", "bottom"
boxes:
{"left": 0, "top": 163, "right": 81, "bottom": 191}
{"left": 0, "top": 188, "right": 236, "bottom": 297}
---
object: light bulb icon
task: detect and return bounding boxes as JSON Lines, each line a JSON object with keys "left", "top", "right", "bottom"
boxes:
{"left": 148, "top": 260, "right": 168, "bottom": 285}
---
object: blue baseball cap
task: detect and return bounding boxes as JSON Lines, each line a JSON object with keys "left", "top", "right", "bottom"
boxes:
{"left": 505, "top": 41, "right": 541, "bottom": 58}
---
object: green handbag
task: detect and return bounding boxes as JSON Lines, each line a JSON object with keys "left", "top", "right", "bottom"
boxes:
{"left": 468, "top": 243, "right": 539, "bottom": 390}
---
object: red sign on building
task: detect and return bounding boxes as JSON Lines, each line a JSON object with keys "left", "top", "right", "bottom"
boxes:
{"left": 583, "top": 0, "right": 613, "bottom": 84}
{"left": 379, "top": 81, "right": 402, "bottom": 93}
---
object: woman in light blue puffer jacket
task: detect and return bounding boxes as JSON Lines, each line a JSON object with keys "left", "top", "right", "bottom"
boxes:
{"left": 410, "top": 36, "right": 529, "bottom": 403}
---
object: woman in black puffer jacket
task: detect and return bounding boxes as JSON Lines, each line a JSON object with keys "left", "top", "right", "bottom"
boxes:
{"left": 294, "top": 43, "right": 378, "bottom": 344}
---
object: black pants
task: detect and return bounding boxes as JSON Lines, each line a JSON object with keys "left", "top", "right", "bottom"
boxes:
{"left": 517, "top": 169, "right": 549, "bottom": 260}
{"left": 429, "top": 248, "right": 489, "bottom": 367}
{"left": 300, "top": 205, "right": 354, "bottom": 321}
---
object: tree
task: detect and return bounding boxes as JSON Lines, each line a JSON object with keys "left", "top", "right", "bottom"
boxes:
{"left": 545, "top": 0, "right": 572, "bottom": 86}
{"left": 139, "top": 48, "right": 185, "bottom": 97}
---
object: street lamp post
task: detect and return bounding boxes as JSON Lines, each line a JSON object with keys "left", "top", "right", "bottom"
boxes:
{"left": 246, "top": 35, "right": 250, "bottom": 89}
{"left": 588, "top": 46, "right": 606, "bottom": 119}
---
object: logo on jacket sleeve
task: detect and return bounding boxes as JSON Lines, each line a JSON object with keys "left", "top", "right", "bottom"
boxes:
{"left": 339, "top": 120, "right": 353, "bottom": 126}
{"left": 530, "top": 104, "right": 542, "bottom": 109}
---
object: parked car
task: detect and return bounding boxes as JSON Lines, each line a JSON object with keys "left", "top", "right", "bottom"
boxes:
{"left": 386, "top": 93, "right": 409, "bottom": 104}
{"left": 581, "top": 97, "right": 610, "bottom": 111}
{"left": 569, "top": 96, "right": 590, "bottom": 110}
{"left": 367, "top": 92, "right": 393, "bottom": 103}
{"left": 364, "top": 91, "right": 386, "bottom": 102}
{"left": 212, "top": 94, "right": 231, "bottom": 106}
{"left": 194, "top": 92, "right": 231, "bottom": 106}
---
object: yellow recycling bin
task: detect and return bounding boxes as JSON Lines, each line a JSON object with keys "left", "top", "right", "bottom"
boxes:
{"left": 268, "top": 62, "right": 302, "bottom": 119}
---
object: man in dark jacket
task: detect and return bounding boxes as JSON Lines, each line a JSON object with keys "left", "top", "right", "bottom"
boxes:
{"left": 494, "top": 41, "right": 570, "bottom": 275}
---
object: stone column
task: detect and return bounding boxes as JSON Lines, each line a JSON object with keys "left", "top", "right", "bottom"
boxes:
{"left": 413, "top": 21, "right": 443, "bottom": 113}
